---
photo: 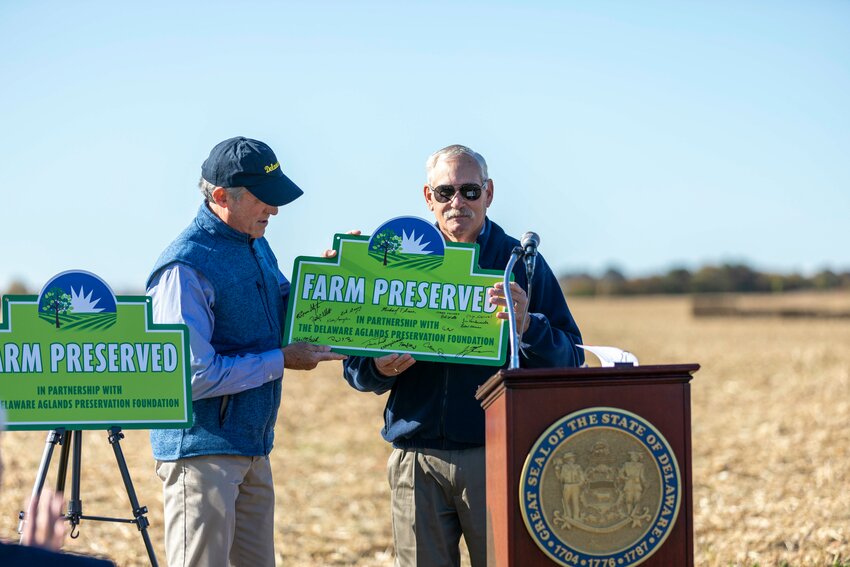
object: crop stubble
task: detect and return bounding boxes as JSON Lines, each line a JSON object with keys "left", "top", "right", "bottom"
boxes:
{"left": 0, "top": 294, "right": 847, "bottom": 566}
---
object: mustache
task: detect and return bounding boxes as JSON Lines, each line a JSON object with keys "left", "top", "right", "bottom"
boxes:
{"left": 444, "top": 208, "right": 474, "bottom": 220}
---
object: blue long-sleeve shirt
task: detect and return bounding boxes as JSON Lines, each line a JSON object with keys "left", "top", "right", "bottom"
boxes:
{"left": 147, "top": 263, "right": 285, "bottom": 401}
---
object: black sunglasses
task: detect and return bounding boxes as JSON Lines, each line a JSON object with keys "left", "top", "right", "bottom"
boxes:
{"left": 429, "top": 182, "right": 486, "bottom": 203}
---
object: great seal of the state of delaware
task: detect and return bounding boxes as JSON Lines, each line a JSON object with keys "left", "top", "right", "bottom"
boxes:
{"left": 519, "top": 407, "right": 681, "bottom": 567}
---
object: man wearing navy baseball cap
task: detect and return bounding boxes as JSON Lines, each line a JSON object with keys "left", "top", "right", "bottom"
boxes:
{"left": 202, "top": 136, "right": 304, "bottom": 207}
{"left": 146, "top": 137, "right": 345, "bottom": 567}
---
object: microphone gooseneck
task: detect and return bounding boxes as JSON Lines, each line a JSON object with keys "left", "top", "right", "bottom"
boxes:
{"left": 504, "top": 231, "right": 541, "bottom": 369}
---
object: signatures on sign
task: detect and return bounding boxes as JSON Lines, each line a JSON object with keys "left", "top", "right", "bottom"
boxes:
{"left": 365, "top": 336, "right": 402, "bottom": 349}
{"left": 424, "top": 342, "right": 447, "bottom": 359}
{"left": 382, "top": 306, "right": 415, "bottom": 314}
{"left": 436, "top": 310, "right": 495, "bottom": 332}
{"left": 458, "top": 344, "right": 485, "bottom": 357}
{"left": 292, "top": 300, "right": 500, "bottom": 361}
{"left": 327, "top": 305, "right": 363, "bottom": 324}
{"left": 363, "top": 335, "right": 417, "bottom": 351}
{"left": 364, "top": 336, "right": 388, "bottom": 348}
{"left": 296, "top": 300, "right": 332, "bottom": 323}
{"left": 461, "top": 313, "right": 493, "bottom": 327}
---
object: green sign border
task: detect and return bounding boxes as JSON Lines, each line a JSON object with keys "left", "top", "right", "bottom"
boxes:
{"left": 283, "top": 232, "right": 511, "bottom": 366}
{"left": 0, "top": 294, "right": 192, "bottom": 431}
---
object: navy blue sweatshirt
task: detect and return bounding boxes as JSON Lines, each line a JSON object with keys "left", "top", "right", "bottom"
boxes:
{"left": 342, "top": 218, "right": 584, "bottom": 449}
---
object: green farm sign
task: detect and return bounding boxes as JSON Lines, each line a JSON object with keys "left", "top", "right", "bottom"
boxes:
{"left": 284, "top": 217, "right": 510, "bottom": 366}
{"left": 0, "top": 271, "right": 192, "bottom": 431}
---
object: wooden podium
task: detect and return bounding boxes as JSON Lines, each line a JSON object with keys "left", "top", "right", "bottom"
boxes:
{"left": 475, "top": 364, "right": 699, "bottom": 567}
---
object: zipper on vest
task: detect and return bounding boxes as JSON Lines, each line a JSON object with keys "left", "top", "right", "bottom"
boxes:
{"left": 251, "top": 246, "right": 276, "bottom": 333}
{"left": 219, "top": 395, "right": 230, "bottom": 425}
{"left": 256, "top": 282, "right": 275, "bottom": 332}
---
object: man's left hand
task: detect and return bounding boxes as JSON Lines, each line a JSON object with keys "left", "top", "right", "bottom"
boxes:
{"left": 489, "top": 282, "right": 530, "bottom": 333}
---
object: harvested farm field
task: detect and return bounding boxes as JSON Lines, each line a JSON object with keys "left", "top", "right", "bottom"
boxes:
{"left": 1, "top": 294, "right": 848, "bottom": 566}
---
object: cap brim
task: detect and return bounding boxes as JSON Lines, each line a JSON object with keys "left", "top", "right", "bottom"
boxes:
{"left": 246, "top": 173, "right": 304, "bottom": 207}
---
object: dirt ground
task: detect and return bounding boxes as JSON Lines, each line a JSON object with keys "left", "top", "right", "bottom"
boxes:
{"left": 1, "top": 294, "right": 848, "bottom": 566}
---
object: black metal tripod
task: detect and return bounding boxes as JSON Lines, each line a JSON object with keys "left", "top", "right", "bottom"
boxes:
{"left": 18, "top": 427, "right": 159, "bottom": 566}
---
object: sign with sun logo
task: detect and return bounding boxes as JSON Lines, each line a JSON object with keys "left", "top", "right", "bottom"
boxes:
{"left": 0, "top": 270, "right": 192, "bottom": 431}
{"left": 284, "top": 217, "right": 510, "bottom": 366}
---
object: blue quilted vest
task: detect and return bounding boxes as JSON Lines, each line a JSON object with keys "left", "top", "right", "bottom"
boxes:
{"left": 147, "top": 204, "right": 286, "bottom": 459}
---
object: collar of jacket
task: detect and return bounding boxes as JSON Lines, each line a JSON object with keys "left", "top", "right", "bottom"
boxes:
{"left": 431, "top": 216, "right": 492, "bottom": 247}
{"left": 195, "top": 202, "right": 252, "bottom": 244}
{"left": 475, "top": 216, "right": 491, "bottom": 246}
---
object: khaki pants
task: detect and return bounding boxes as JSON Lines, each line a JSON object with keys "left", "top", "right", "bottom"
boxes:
{"left": 156, "top": 455, "right": 275, "bottom": 567}
{"left": 388, "top": 447, "right": 486, "bottom": 567}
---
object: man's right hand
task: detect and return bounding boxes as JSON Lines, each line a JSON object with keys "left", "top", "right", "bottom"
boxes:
{"left": 374, "top": 352, "right": 416, "bottom": 377}
{"left": 282, "top": 342, "right": 347, "bottom": 370}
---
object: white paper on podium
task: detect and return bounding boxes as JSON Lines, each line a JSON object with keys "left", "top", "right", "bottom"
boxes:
{"left": 577, "top": 345, "right": 639, "bottom": 367}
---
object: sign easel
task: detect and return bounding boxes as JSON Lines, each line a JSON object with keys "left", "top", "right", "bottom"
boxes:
{"left": 1, "top": 270, "right": 192, "bottom": 566}
{"left": 21, "top": 428, "right": 158, "bottom": 565}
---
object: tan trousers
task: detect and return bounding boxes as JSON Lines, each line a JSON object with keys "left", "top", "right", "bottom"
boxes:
{"left": 388, "top": 446, "right": 486, "bottom": 567}
{"left": 156, "top": 455, "right": 275, "bottom": 567}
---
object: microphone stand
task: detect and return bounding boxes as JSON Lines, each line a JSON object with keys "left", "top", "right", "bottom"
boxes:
{"left": 504, "top": 246, "right": 524, "bottom": 369}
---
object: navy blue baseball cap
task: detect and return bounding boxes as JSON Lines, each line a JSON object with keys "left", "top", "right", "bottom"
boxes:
{"left": 201, "top": 137, "right": 304, "bottom": 206}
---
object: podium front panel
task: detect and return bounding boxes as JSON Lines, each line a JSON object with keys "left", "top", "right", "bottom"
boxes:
{"left": 477, "top": 364, "right": 697, "bottom": 567}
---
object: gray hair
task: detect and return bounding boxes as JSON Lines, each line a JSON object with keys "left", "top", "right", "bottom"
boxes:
{"left": 426, "top": 144, "right": 488, "bottom": 185}
{"left": 199, "top": 177, "right": 246, "bottom": 203}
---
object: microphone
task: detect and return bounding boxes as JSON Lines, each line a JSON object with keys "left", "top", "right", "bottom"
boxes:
{"left": 520, "top": 231, "right": 540, "bottom": 280}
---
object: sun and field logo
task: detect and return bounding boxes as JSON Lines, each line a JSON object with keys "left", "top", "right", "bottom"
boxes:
{"left": 368, "top": 217, "right": 445, "bottom": 269}
{"left": 519, "top": 407, "right": 681, "bottom": 566}
{"left": 37, "top": 270, "right": 117, "bottom": 330}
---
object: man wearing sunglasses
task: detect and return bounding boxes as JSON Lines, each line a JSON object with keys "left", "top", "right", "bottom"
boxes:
{"left": 343, "top": 144, "right": 584, "bottom": 567}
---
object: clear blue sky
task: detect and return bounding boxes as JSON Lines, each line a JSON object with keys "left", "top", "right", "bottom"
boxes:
{"left": 2, "top": 1, "right": 848, "bottom": 293}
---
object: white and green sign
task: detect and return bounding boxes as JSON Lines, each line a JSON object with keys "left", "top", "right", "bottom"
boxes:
{"left": 0, "top": 270, "right": 192, "bottom": 431}
{"left": 284, "top": 217, "right": 510, "bottom": 366}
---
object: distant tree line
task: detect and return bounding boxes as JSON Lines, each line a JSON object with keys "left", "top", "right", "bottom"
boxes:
{"left": 560, "top": 263, "right": 850, "bottom": 296}
{"left": 4, "top": 265, "right": 850, "bottom": 304}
